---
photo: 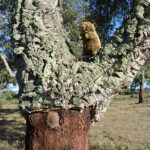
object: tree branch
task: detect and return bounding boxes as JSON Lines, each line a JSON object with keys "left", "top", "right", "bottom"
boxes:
{"left": 0, "top": 54, "right": 16, "bottom": 78}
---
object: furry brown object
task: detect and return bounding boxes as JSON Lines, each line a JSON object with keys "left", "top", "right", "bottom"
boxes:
{"left": 78, "top": 22, "right": 101, "bottom": 56}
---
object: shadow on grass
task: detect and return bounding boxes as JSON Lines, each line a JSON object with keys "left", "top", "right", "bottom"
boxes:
{"left": 90, "top": 145, "right": 101, "bottom": 150}
{"left": 0, "top": 108, "right": 25, "bottom": 148}
{"left": 0, "top": 109, "right": 18, "bottom": 114}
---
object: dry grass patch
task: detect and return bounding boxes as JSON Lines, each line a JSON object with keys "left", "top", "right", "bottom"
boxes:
{"left": 90, "top": 96, "right": 150, "bottom": 150}
{"left": 0, "top": 104, "right": 25, "bottom": 150}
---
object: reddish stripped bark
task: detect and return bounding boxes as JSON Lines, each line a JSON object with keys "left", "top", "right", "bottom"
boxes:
{"left": 25, "top": 108, "right": 91, "bottom": 150}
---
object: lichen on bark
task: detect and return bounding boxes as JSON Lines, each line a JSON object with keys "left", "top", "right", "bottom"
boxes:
{"left": 13, "top": 0, "right": 150, "bottom": 121}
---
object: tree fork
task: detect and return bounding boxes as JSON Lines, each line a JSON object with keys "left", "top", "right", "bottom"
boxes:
{"left": 25, "top": 108, "right": 92, "bottom": 150}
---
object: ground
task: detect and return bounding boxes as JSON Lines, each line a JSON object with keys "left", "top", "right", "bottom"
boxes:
{"left": 0, "top": 95, "right": 150, "bottom": 150}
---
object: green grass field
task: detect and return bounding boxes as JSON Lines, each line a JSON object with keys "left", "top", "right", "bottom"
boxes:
{"left": 0, "top": 94, "right": 150, "bottom": 150}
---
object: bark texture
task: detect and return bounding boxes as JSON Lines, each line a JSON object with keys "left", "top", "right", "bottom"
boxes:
{"left": 12, "top": 0, "right": 150, "bottom": 122}
{"left": 25, "top": 108, "right": 91, "bottom": 150}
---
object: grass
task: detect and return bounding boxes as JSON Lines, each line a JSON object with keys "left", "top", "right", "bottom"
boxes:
{"left": 89, "top": 96, "right": 150, "bottom": 150}
{"left": 0, "top": 103, "right": 25, "bottom": 150}
{"left": 0, "top": 95, "right": 150, "bottom": 150}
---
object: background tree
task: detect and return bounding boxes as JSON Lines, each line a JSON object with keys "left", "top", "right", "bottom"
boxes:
{"left": 0, "top": 0, "right": 16, "bottom": 90}
{"left": 62, "top": 0, "right": 133, "bottom": 60}
{"left": 62, "top": 0, "right": 88, "bottom": 41}
{"left": 144, "top": 58, "right": 150, "bottom": 85}
{"left": 87, "top": 0, "right": 132, "bottom": 41}
{"left": 139, "top": 69, "right": 145, "bottom": 103}
{"left": 62, "top": 0, "right": 89, "bottom": 57}
{"left": 130, "top": 74, "right": 140, "bottom": 97}
{"left": 6, "top": 0, "right": 150, "bottom": 149}
{"left": 139, "top": 59, "right": 150, "bottom": 103}
{"left": 130, "top": 58, "right": 150, "bottom": 102}
{"left": 63, "top": 0, "right": 132, "bottom": 44}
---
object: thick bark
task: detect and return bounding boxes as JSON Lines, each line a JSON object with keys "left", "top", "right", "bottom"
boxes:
{"left": 25, "top": 108, "right": 91, "bottom": 150}
{"left": 139, "top": 70, "right": 145, "bottom": 103}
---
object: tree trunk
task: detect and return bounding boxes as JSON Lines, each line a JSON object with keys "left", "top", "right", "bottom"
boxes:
{"left": 25, "top": 108, "right": 91, "bottom": 150}
{"left": 12, "top": 0, "right": 150, "bottom": 149}
{"left": 139, "top": 70, "right": 145, "bottom": 103}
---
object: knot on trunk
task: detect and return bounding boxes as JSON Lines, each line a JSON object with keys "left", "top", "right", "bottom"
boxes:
{"left": 47, "top": 111, "right": 60, "bottom": 129}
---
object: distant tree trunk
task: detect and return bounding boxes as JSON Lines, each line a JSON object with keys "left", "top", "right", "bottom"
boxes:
{"left": 131, "top": 85, "right": 135, "bottom": 97}
{"left": 12, "top": 0, "right": 150, "bottom": 149}
{"left": 139, "top": 70, "right": 145, "bottom": 103}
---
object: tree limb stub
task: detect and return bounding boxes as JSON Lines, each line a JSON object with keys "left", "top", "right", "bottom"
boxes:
{"left": 13, "top": 0, "right": 150, "bottom": 121}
